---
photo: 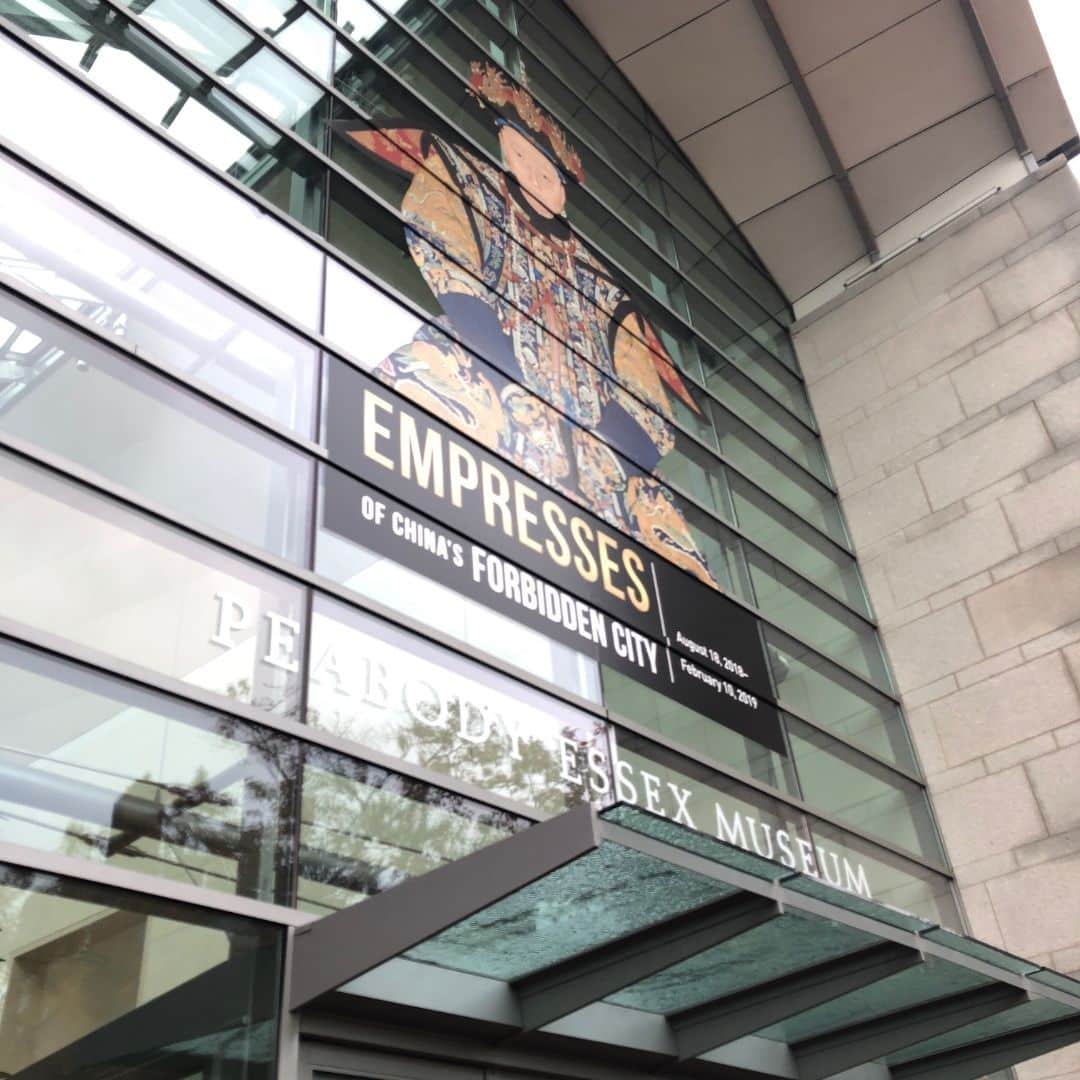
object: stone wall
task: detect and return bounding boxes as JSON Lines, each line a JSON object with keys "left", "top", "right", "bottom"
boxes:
{"left": 793, "top": 158, "right": 1080, "bottom": 1080}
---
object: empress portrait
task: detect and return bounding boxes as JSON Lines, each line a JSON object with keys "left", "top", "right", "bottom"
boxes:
{"left": 342, "top": 61, "right": 719, "bottom": 589}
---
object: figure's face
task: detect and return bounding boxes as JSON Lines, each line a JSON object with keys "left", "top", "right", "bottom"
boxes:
{"left": 499, "top": 124, "right": 566, "bottom": 217}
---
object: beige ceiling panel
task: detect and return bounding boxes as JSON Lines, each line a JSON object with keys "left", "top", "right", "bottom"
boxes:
{"left": 769, "top": 0, "right": 934, "bottom": 74}
{"left": 681, "top": 85, "right": 831, "bottom": 222}
{"left": 971, "top": 0, "right": 1049, "bottom": 87}
{"left": 617, "top": 0, "right": 787, "bottom": 140}
{"left": 741, "top": 180, "right": 865, "bottom": 299}
{"left": 805, "top": 0, "right": 992, "bottom": 168}
{"left": 1010, "top": 67, "right": 1076, "bottom": 162}
{"left": 566, "top": 0, "right": 721, "bottom": 64}
{"left": 851, "top": 99, "right": 1012, "bottom": 233}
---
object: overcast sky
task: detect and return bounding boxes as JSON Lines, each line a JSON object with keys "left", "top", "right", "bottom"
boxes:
{"left": 1030, "top": 0, "right": 1080, "bottom": 172}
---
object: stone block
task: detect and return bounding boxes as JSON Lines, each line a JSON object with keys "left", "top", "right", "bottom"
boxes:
{"left": 1027, "top": 741, "right": 1080, "bottom": 834}
{"left": 956, "top": 647, "right": 1024, "bottom": 688}
{"left": 910, "top": 203, "right": 1029, "bottom": 303}
{"left": 987, "top": 855, "right": 1080, "bottom": 956}
{"left": 905, "top": 703, "right": 946, "bottom": 777}
{"left": 985, "top": 733, "right": 1057, "bottom": 772}
{"left": 1013, "top": 163, "right": 1080, "bottom": 236}
{"left": 798, "top": 269, "right": 919, "bottom": 372}
{"left": 958, "top": 882, "right": 1005, "bottom": 946}
{"left": 841, "top": 467, "right": 930, "bottom": 548}
{"left": 929, "top": 571, "right": 993, "bottom": 611}
{"left": 933, "top": 768, "right": 1046, "bottom": 866}
{"left": 982, "top": 228, "right": 1080, "bottom": 324}
{"left": 916, "top": 406, "right": 1054, "bottom": 509}
{"left": 808, "top": 350, "right": 886, "bottom": 423}
{"left": 843, "top": 382, "right": 965, "bottom": 473}
{"left": 1037, "top": 374, "right": 1080, "bottom": 447}
{"left": 968, "top": 547, "right": 1080, "bottom": 654}
{"left": 951, "top": 310, "right": 1080, "bottom": 416}
{"left": 1016, "top": 1040, "right": 1080, "bottom": 1080}
{"left": 874, "top": 289, "right": 998, "bottom": 389}
{"left": 928, "top": 652, "right": 1080, "bottom": 767}
{"left": 883, "top": 503, "right": 1018, "bottom": 608}
{"left": 1002, "top": 459, "right": 1080, "bottom": 550}
{"left": 883, "top": 602, "right": 985, "bottom": 692}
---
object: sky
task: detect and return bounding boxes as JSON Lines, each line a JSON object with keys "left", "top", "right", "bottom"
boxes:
{"left": 1030, "top": 0, "right": 1080, "bottom": 173}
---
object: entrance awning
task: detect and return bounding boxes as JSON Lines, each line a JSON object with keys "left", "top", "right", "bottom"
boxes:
{"left": 289, "top": 803, "right": 1080, "bottom": 1079}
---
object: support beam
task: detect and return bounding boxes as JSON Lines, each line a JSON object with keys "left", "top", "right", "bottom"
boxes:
{"left": 891, "top": 1012, "right": 1080, "bottom": 1080}
{"left": 671, "top": 941, "right": 923, "bottom": 1060}
{"left": 752, "top": 0, "right": 880, "bottom": 261}
{"left": 793, "top": 982, "right": 1027, "bottom": 1080}
{"left": 512, "top": 891, "right": 781, "bottom": 1030}
{"left": 289, "top": 802, "right": 598, "bottom": 1011}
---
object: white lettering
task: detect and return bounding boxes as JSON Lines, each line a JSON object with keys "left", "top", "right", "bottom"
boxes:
{"left": 263, "top": 612, "right": 300, "bottom": 673}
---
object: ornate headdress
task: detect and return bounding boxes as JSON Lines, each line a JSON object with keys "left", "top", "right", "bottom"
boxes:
{"left": 468, "top": 61, "right": 585, "bottom": 183}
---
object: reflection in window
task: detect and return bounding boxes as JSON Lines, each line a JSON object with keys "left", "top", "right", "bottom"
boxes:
{"left": 299, "top": 743, "right": 524, "bottom": 913}
{"left": 0, "top": 34, "right": 324, "bottom": 327}
{"left": 0, "top": 287, "right": 313, "bottom": 562}
{"left": 0, "top": 451, "right": 305, "bottom": 715}
{"left": 0, "top": 638, "right": 298, "bottom": 903}
{"left": 315, "top": 465, "right": 602, "bottom": 704}
{"left": 0, "top": 863, "right": 281, "bottom": 1077}
{"left": 308, "top": 595, "right": 609, "bottom": 814}
{"left": 0, "top": 153, "right": 318, "bottom": 435}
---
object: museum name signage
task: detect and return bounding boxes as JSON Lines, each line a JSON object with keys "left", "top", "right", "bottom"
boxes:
{"left": 210, "top": 593, "right": 871, "bottom": 901}
{"left": 322, "top": 361, "right": 784, "bottom": 753}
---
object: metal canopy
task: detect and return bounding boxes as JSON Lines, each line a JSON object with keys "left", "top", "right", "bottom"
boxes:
{"left": 289, "top": 804, "right": 1080, "bottom": 1078}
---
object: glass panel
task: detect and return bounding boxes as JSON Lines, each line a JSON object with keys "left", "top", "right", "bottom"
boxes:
{"left": 0, "top": 288, "right": 313, "bottom": 563}
{"left": 0, "top": 154, "right": 318, "bottom": 436}
{"left": 748, "top": 547, "right": 890, "bottom": 689}
{"left": 307, "top": 594, "right": 611, "bottom": 813}
{"left": 406, "top": 840, "right": 737, "bottom": 980}
{"left": 298, "top": 743, "right": 524, "bottom": 914}
{"left": 8, "top": 0, "right": 328, "bottom": 225}
{"left": 608, "top": 909, "right": 877, "bottom": 1015}
{"left": 315, "top": 464, "right": 603, "bottom": 705}
{"left": 0, "top": 451, "right": 305, "bottom": 715}
{"left": 0, "top": 637, "right": 297, "bottom": 903}
{"left": 766, "top": 627, "right": 915, "bottom": 771}
{"left": 758, "top": 954, "right": 991, "bottom": 1043}
{"left": 922, "top": 928, "right": 1038, "bottom": 976}
{"left": 603, "top": 678, "right": 797, "bottom": 795}
{"left": 713, "top": 401, "right": 846, "bottom": 546}
{"left": 786, "top": 717, "right": 944, "bottom": 864}
{"left": 887, "top": 997, "right": 1079, "bottom": 1066}
{"left": 0, "top": 863, "right": 281, "bottom": 1078}
{"left": 0, "top": 35, "right": 324, "bottom": 327}
{"left": 803, "top": 818, "right": 961, "bottom": 929}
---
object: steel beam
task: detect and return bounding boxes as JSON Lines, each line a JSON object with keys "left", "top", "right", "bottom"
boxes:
{"left": 671, "top": 941, "right": 923, "bottom": 1060}
{"left": 793, "top": 982, "right": 1027, "bottom": 1080}
{"left": 891, "top": 1012, "right": 1080, "bottom": 1080}
{"left": 512, "top": 890, "right": 781, "bottom": 1030}
{"left": 751, "top": 0, "right": 880, "bottom": 261}
{"left": 288, "top": 802, "right": 599, "bottom": 1011}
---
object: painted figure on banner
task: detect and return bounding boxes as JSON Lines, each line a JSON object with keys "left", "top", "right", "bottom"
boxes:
{"left": 341, "top": 61, "right": 720, "bottom": 589}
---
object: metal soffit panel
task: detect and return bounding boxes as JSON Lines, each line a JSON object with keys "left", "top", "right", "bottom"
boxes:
{"left": 567, "top": 0, "right": 1078, "bottom": 302}
{"left": 289, "top": 804, "right": 1080, "bottom": 1079}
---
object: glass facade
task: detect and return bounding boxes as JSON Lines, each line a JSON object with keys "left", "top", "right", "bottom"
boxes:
{"left": 0, "top": 0, "right": 963, "bottom": 1073}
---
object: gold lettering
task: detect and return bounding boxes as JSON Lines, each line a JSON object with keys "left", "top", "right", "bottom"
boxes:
{"left": 543, "top": 501, "right": 571, "bottom": 567}
{"left": 400, "top": 413, "right": 445, "bottom": 497}
{"left": 596, "top": 531, "right": 624, "bottom": 601}
{"left": 513, "top": 480, "right": 543, "bottom": 554}
{"left": 570, "top": 516, "right": 598, "bottom": 583}
{"left": 362, "top": 390, "right": 395, "bottom": 470}
{"left": 623, "top": 550, "right": 650, "bottom": 613}
{"left": 480, "top": 460, "right": 513, "bottom": 535}
{"left": 448, "top": 442, "right": 479, "bottom": 508}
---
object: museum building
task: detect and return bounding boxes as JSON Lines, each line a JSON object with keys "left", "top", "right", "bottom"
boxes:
{"left": 1, "top": 0, "right": 1079, "bottom": 1078}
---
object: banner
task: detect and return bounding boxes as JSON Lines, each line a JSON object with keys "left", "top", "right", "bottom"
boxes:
{"left": 322, "top": 361, "right": 784, "bottom": 752}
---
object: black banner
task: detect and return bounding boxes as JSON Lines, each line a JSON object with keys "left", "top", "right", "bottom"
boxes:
{"left": 322, "top": 359, "right": 784, "bottom": 753}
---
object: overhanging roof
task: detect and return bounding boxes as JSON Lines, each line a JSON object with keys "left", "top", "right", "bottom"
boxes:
{"left": 289, "top": 803, "right": 1080, "bottom": 1079}
{"left": 566, "top": 0, "right": 1077, "bottom": 307}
